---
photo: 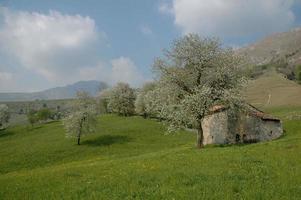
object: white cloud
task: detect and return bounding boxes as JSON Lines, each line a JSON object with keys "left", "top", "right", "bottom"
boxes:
{"left": 78, "top": 62, "right": 111, "bottom": 85}
{"left": 140, "top": 25, "right": 153, "bottom": 35}
{"left": 78, "top": 57, "right": 145, "bottom": 87}
{"left": 0, "top": 71, "right": 14, "bottom": 91}
{"left": 159, "top": 1, "right": 173, "bottom": 14}
{"left": 0, "top": 71, "right": 12, "bottom": 81}
{"left": 110, "top": 57, "right": 145, "bottom": 86}
{"left": 0, "top": 8, "right": 147, "bottom": 92}
{"left": 0, "top": 8, "right": 101, "bottom": 82}
{"left": 161, "top": 0, "right": 296, "bottom": 38}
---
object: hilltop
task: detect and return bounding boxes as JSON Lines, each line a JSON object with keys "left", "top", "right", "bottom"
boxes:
{"left": 245, "top": 71, "right": 301, "bottom": 108}
{"left": 239, "top": 27, "right": 301, "bottom": 66}
{"left": 0, "top": 80, "right": 108, "bottom": 102}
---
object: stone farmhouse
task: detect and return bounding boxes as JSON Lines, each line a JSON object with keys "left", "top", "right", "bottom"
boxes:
{"left": 202, "top": 105, "right": 283, "bottom": 145}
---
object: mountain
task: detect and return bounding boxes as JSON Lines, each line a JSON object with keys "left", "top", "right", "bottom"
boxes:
{"left": 238, "top": 27, "right": 301, "bottom": 80}
{"left": 239, "top": 27, "right": 301, "bottom": 66}
{"left": 0, "top": 80, "right": 108, "bottom": 102}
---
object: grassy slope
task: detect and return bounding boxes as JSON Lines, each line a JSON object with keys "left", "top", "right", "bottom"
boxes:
{"left": 245, "top": 71, "right": 301, "bottom": 109}
{"left": 0, "top": 112, "right": 301, "bottom": 199}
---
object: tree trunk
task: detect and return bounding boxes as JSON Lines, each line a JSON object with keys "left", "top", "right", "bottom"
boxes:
{"left": 196, "top": 123, "right": 204, "bottom": 148}
{"left": 77, "top": 117, "right": 85, "bottom": 145}
{"left": 77, "top": 136, "right": 81, "bottom": 145}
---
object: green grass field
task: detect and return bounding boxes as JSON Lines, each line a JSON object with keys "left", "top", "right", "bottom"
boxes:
{"left": 0, "top": 109, "right": 301, "bottom": 199}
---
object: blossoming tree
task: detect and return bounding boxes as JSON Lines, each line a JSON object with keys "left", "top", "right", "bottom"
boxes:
{"left": 63, "top": 92, "right": 97, "bottom": 145}
{"left": 153, "top": 34, "right": 247, "bottom": 148}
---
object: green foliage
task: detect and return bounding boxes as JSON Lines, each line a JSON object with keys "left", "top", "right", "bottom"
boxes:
{"left": 248, "top": 56, "right": 297, "bottom": 81}
{"left": 37, "top": 108, "right": 53, "bottom": 121}
{"left": 0, "top": 109, "right": 300, "bottom": 199}
{"left": 27, "top": 108, "right": 53, "bottom": 126}
{"left": 27, "top": 110, "right": 38, "bottom": 127}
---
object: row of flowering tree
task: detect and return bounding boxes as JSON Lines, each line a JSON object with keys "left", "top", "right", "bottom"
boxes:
{"left": 133, "top": 34, "right": 247, "bottom": 148}
{"left": 63, "top": 34, "right": 247, "bottom": 148}
{"left": 63, "top": 83, "right": 136, "bottom": 145}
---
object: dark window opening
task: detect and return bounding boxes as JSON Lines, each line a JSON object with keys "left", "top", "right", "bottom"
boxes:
{"left": 235, "top": 134, "right": 240, "bottom": 142}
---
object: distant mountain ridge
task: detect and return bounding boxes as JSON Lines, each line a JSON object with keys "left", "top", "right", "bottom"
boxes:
{"left": 238, "top": 27, "right": 301, "bottom": 66}
{"left": 0, "top": 80, "right": 108, "bottom": 102}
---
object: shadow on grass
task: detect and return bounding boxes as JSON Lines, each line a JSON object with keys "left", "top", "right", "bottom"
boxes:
{"left": 0, "top": 129, "right": 15, "bottom": 138}
{"left": 82, "top": 135, "right": 132, "bottom": 147}
{"left": 206, "top": 142, "right": 257, "bottom": 148}
{"left": 206, "top": 136, "right": 286, "bottom": 148}
{"left": 26, "top": 126, "right": 43, "bottom": 131}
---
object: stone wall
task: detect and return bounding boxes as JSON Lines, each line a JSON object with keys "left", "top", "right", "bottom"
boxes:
{"left": 202, "top": 110, "right": 283, "bottom": 145}
{"left": 202, "top": 111, "right": 228, "bottom": 145}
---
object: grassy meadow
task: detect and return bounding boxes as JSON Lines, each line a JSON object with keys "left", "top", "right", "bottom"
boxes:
{"left": 0, "top": 107, "right": 300, "bottom": 199}
{"left": 245, "top": 71, "right": 301, "bottom": 108}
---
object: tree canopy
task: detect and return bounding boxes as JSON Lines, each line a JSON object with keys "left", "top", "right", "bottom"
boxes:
{"left": 135, "top": 82, "right": 156, "bottom": 118}
{"left": 63, "top": 92, "right": 97, "bottom": 145}
{"left": 108, "top": 82, "right": 135, "bottom": 116}
{"left": 152, "top": 34, "right": 247, "bottom": 148}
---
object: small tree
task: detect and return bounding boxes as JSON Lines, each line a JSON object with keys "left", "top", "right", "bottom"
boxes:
{"left": 0, "top": 104, "right": 10, "bottom": 129}
{"left": 37, "top": 108, "right": 53, "bottom": 122}
{"left": 108, "top": 82, "right": 135, "bottom": 116}
{"left": 143, "top": 85, "right": 172, "bottom": 120}
{"left": 27, "top": 110, "right": 38, "bottom": 127}
{"left": 63, "top": 92, "right": 97, "bottom": 145}
{"left": 153, "top": 34, "right": 247, "bottom": 148}
{"left": 97, "top": 88, "right": 113, "bottom": 114}
{"left": 135, "top": 82, "right": 156, "bottom": 118}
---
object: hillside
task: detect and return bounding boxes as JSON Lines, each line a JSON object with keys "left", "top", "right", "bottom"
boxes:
{"left": 0, "top": 114, "right": 300, "bottom": 199}
{"left": 245, "top": 71, "right": 301, "bottom": 108}
{"left": 0, "top": 80, "right": 108, "bottom": 102}
{"left": 239, "top": 27, "right": 301, "bottom": 66}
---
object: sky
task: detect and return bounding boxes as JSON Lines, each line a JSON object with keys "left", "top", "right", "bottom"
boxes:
{"left": 0, "top": 0, "right": 301, "bottom": 92}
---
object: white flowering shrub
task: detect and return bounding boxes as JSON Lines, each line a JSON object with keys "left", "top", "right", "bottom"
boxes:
{"left": 97, "top": 88, "right": 113, "bottom": 114}
{"left": 108, "top": 82, "right": 135, "bottom": 116}
{"left": 0, "top": 104, "right": 10, "bottom": 129}
{"left": 134, "top": 82, "right": 156, "bottom": 118}
{"left": 63, "top": 92, "right": 97, "bottom": 145}
{"left": 153, "top": 34, "right": 247, "bottom": 148}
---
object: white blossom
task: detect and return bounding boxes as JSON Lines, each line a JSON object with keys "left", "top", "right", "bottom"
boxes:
{"left": 108, "top": 82, "right": 135, "bottom": 116}
{"left": 63, "top": 92, "right": 97, "bottom": 145}
{"left": 135, "top": 82, "right": 156, "bottom": 117}
{"left": 153, "top": 34, "right": 247, "bottom": 148}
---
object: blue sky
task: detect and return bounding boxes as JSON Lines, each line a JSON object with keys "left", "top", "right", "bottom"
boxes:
{"left": 0, "top": 0, "right": 301, "bottom": 92}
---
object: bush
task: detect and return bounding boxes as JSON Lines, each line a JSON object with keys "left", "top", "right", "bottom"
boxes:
{"left": 27, "top": 108, "right": 53, "bottom": 126}
{"left": 27, "top": 110, "right": 38, "bottom": 127}
{"left": 37, "top": 108, "right": 53, "bottom": 122}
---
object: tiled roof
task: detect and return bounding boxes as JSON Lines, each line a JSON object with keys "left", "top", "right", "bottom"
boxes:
{"left": 209, "top": 104, "right": 280, "bottom": 122}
